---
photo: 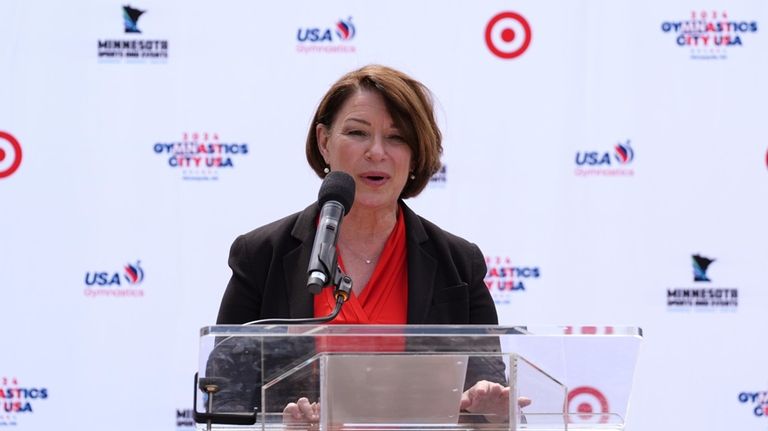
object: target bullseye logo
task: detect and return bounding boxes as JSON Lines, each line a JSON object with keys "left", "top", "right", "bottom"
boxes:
{"left": 0, "top": 131, "right": 22, "bottom": 179}
{"left": 567, "top": 386, "right": 610, "bottom": 424}
{"left": 485, "top": 12, "right": 532, "bottom": 59}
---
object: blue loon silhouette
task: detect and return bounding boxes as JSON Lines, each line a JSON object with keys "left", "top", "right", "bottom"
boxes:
{"left": 692, "top": 254, "right": 715, "bottom": 282}
{"left": 123, "top": 5, "right": 145, "bottom": 33}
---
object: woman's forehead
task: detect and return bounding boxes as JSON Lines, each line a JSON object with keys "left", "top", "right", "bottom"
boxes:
{"left": 335, "top": 91, "right": 398, "bottom": 126}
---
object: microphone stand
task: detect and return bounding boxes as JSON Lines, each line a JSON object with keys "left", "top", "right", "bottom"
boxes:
{"left": 193, "top": 268, "right": 354, "bottom": 429}
{"left": 242, "top": 267, "right": 353, "bottom": 325}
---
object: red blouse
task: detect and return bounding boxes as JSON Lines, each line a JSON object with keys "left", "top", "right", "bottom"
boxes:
{"left": 313, "top": 206, "right": 408, "bottom": 324}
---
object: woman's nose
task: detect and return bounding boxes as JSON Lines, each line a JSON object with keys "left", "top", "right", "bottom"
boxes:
{"left": 365, "top": 134, "right": 386, "bottom": 160}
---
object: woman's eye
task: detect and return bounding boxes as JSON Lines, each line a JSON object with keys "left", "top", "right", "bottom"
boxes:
{"left": 388, "top": 135, "right": 406, "bottom": 142}
{"left": 345, "top": 130, "right": 367, "bottom": 137}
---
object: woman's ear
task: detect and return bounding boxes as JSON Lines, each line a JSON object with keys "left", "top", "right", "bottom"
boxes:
{"left": 316, "top": 123, "right": 330, "bottom": 163}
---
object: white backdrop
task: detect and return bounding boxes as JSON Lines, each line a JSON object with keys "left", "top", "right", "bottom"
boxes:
{"left": 1, "top": 0, "right": 767, "bottom": 430}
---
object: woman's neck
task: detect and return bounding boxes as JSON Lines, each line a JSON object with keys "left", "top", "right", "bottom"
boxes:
{"left": 339, "top": 203, "right": 399, "bottom": 244}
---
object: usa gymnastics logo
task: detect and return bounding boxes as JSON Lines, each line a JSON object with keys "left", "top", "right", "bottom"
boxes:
{"left": 661, "top": 11, "right": 758, "bottom": 60}
{"left": 296, "top": 17, "right": 357, "bottom": 54}
{"left": 485, "top": 12, "right": 532, "bottom": 59}
{"left": 738, "top": 391, "right": 768, "bottom": 418}
{"left": 574, "top": 140, "right": 635, "bottom": 177}
{"left": 84, "top": 260, "right": 145, "bottom": 298}
{"left": 484, "top": 256, "right": 540, "bottom": 305}
{"left": 0, "top": 131, "right": 22, "bottom": 179}
{"left": 667, "top": 254, "right": 738, "bottom": 310}
{"left": 0, "top": 377, "right": 49, "bottom": 427}
{"left": 567, "top": 386, "right": 610, "bottom": 425}
{"left": 153, "top": 132, "right": 249, "bottom": 181}
{"left": 98, "top": 5, "right": 169, "bottom": 63}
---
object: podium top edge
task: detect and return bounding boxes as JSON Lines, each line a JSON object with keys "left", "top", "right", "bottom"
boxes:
{"left": 199, "top": 324, "right": 642, "bottom": 338}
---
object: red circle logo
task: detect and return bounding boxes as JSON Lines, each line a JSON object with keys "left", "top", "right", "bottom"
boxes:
{"left": 0, "top": 131, "right": 22, "bottom": 179}
{"left": 485, "top": 12, "right": 532, "bottom": 59}
{"left": 567, "top": 386, "right": 610, "bottom": 424}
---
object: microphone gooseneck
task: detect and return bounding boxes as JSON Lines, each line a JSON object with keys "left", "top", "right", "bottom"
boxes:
{"left": 306, "top": 171, "right": 356, "bottom": 294}
{"left": 241, "top": 171, "right": 357, "bottom": 325}
{"left": 241, "top": 274, "right": 353, "bottom": 325}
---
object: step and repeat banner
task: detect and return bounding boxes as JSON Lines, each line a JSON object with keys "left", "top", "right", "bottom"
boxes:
{"left": 1, "top": 0, "right": 767, "bottom": 430}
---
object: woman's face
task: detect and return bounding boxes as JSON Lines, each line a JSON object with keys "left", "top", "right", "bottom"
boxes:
{"left": 317, "top": 90, "right": 413, "bottom": 213}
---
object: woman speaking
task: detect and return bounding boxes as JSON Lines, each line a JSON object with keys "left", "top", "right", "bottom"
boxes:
{"left": 214, "top": 64, "right": 513, "bottom": 423}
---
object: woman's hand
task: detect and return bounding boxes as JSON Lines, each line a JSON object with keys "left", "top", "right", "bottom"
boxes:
{"left": 460, "top": 380, "right": 532, "bottom": 423}
{"left": 283, "top": 397, "right": 320, "bottom": 424}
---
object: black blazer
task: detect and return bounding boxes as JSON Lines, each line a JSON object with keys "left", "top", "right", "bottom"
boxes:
{"left": 217, "top": 201, "right": 498, "bottom": 325}
{"left": 208, "top": 202, "right": 503, "bottom": 416}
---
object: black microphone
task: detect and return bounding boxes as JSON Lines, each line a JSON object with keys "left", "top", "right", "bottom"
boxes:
{"left": 307, "top": 171, "right": 355, "bottom": 294}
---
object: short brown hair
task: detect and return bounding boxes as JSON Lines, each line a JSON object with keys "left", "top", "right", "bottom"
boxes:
{"left": 306, "top": 65, "right": 442, "bottom": 199}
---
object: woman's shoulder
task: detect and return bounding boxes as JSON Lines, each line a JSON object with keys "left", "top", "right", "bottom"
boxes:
{"left": 230, "top": 204, "right": 316, "bottom": 256}
{"left": 402, "top": 203, "right": 481, "bottom": 255}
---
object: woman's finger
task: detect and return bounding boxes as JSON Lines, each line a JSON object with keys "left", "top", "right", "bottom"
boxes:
{"left": 297, "top": 397, "right": 316, "bottom": 419}
{"left": 283, "top": 402, "right": 302, "bottom": 420}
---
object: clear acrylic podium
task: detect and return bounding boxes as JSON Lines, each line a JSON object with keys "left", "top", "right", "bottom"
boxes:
{"left": 194, "top": 325, "right": 642, "bottom": 430}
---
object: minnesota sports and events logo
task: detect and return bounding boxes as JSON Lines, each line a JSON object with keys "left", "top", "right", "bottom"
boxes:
{"left": 0, "top": 376, "right": 49, "bottom": 427}
{"left": 485, "top": 11, "right": 532, "bottom": 59}
{"left": 667, "top": 254, "right": 738, "bottom": 310}
{"left": 296, "top": 17, "right": 356, "bottom": 54}
{"left": 738, "top": 390, "right": 768, "bottom": 418}
{"left": 0, "top": 131, "right": 22, "bottom": 179}
{"left": 428, "top": 165, "right": 447, "bottom": 187}
{"left": 661, "top": 10, "right": 758, "bottom": 60}
{"left": 574, "top": 140, "right": 635, "bottom": 177}
{"left": 484, "top": 256, "right": 540, "bottom": 305}
{"left": 153, "top": 132, "right": 249, "bottom": 181}
{"left": 84, "top": 260, "right": 145, "bottom": 298}
{"left": 176, "top": 408, "right": 194, "bottom": 429}
{"left": 97, "top": 5, "right": 169, "bottom": 62}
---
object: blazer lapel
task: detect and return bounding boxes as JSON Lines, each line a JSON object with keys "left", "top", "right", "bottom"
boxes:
{"left": 284, "top": 202, "right": 438, "bottom": 322}
{"left": 402, "top": 203, "right": 437, "bottom": 324}
{"left": 284, "top": 204, "right": 319, "bottom": 319}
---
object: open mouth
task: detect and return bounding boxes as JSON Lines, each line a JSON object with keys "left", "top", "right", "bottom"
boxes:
{"left": 361, "top": 173, "right": 389, "bottom": 185}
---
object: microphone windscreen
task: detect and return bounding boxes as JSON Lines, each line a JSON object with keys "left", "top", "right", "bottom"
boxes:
{"left": 318, "top": 171, "right": 356, "bottom": 214}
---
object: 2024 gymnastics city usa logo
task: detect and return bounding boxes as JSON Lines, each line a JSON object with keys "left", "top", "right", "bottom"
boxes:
{"left": 661, "top": 10, "right": 758, "bottom": 60}
{"left": 574, "top": 140, "right": 634, "bottom": 177}
{"left": 84, "top": 260, "right": 145, "bottom": 298}
{"left": 483, "top": 256, "right": 541, "bottom": 306}
{"left": 296, "top": 17, "right": 356, "bottom": 54}
{"left": 153, "top": 132, "right": 250, "bottom": 181}
{"left": 666, "top": 254, "right": 738, "bottom": 310}
{"left": 0, "top": 377, "right": 49, "bottom": 427}
{"left": 0, "top": 131, "right": 22, "bottom": 179}
{"left": 738, "top": 390, "right": 768, "bottom": 419}
{"left": 97, "top": 5, "right": 169, "bottom": 62}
